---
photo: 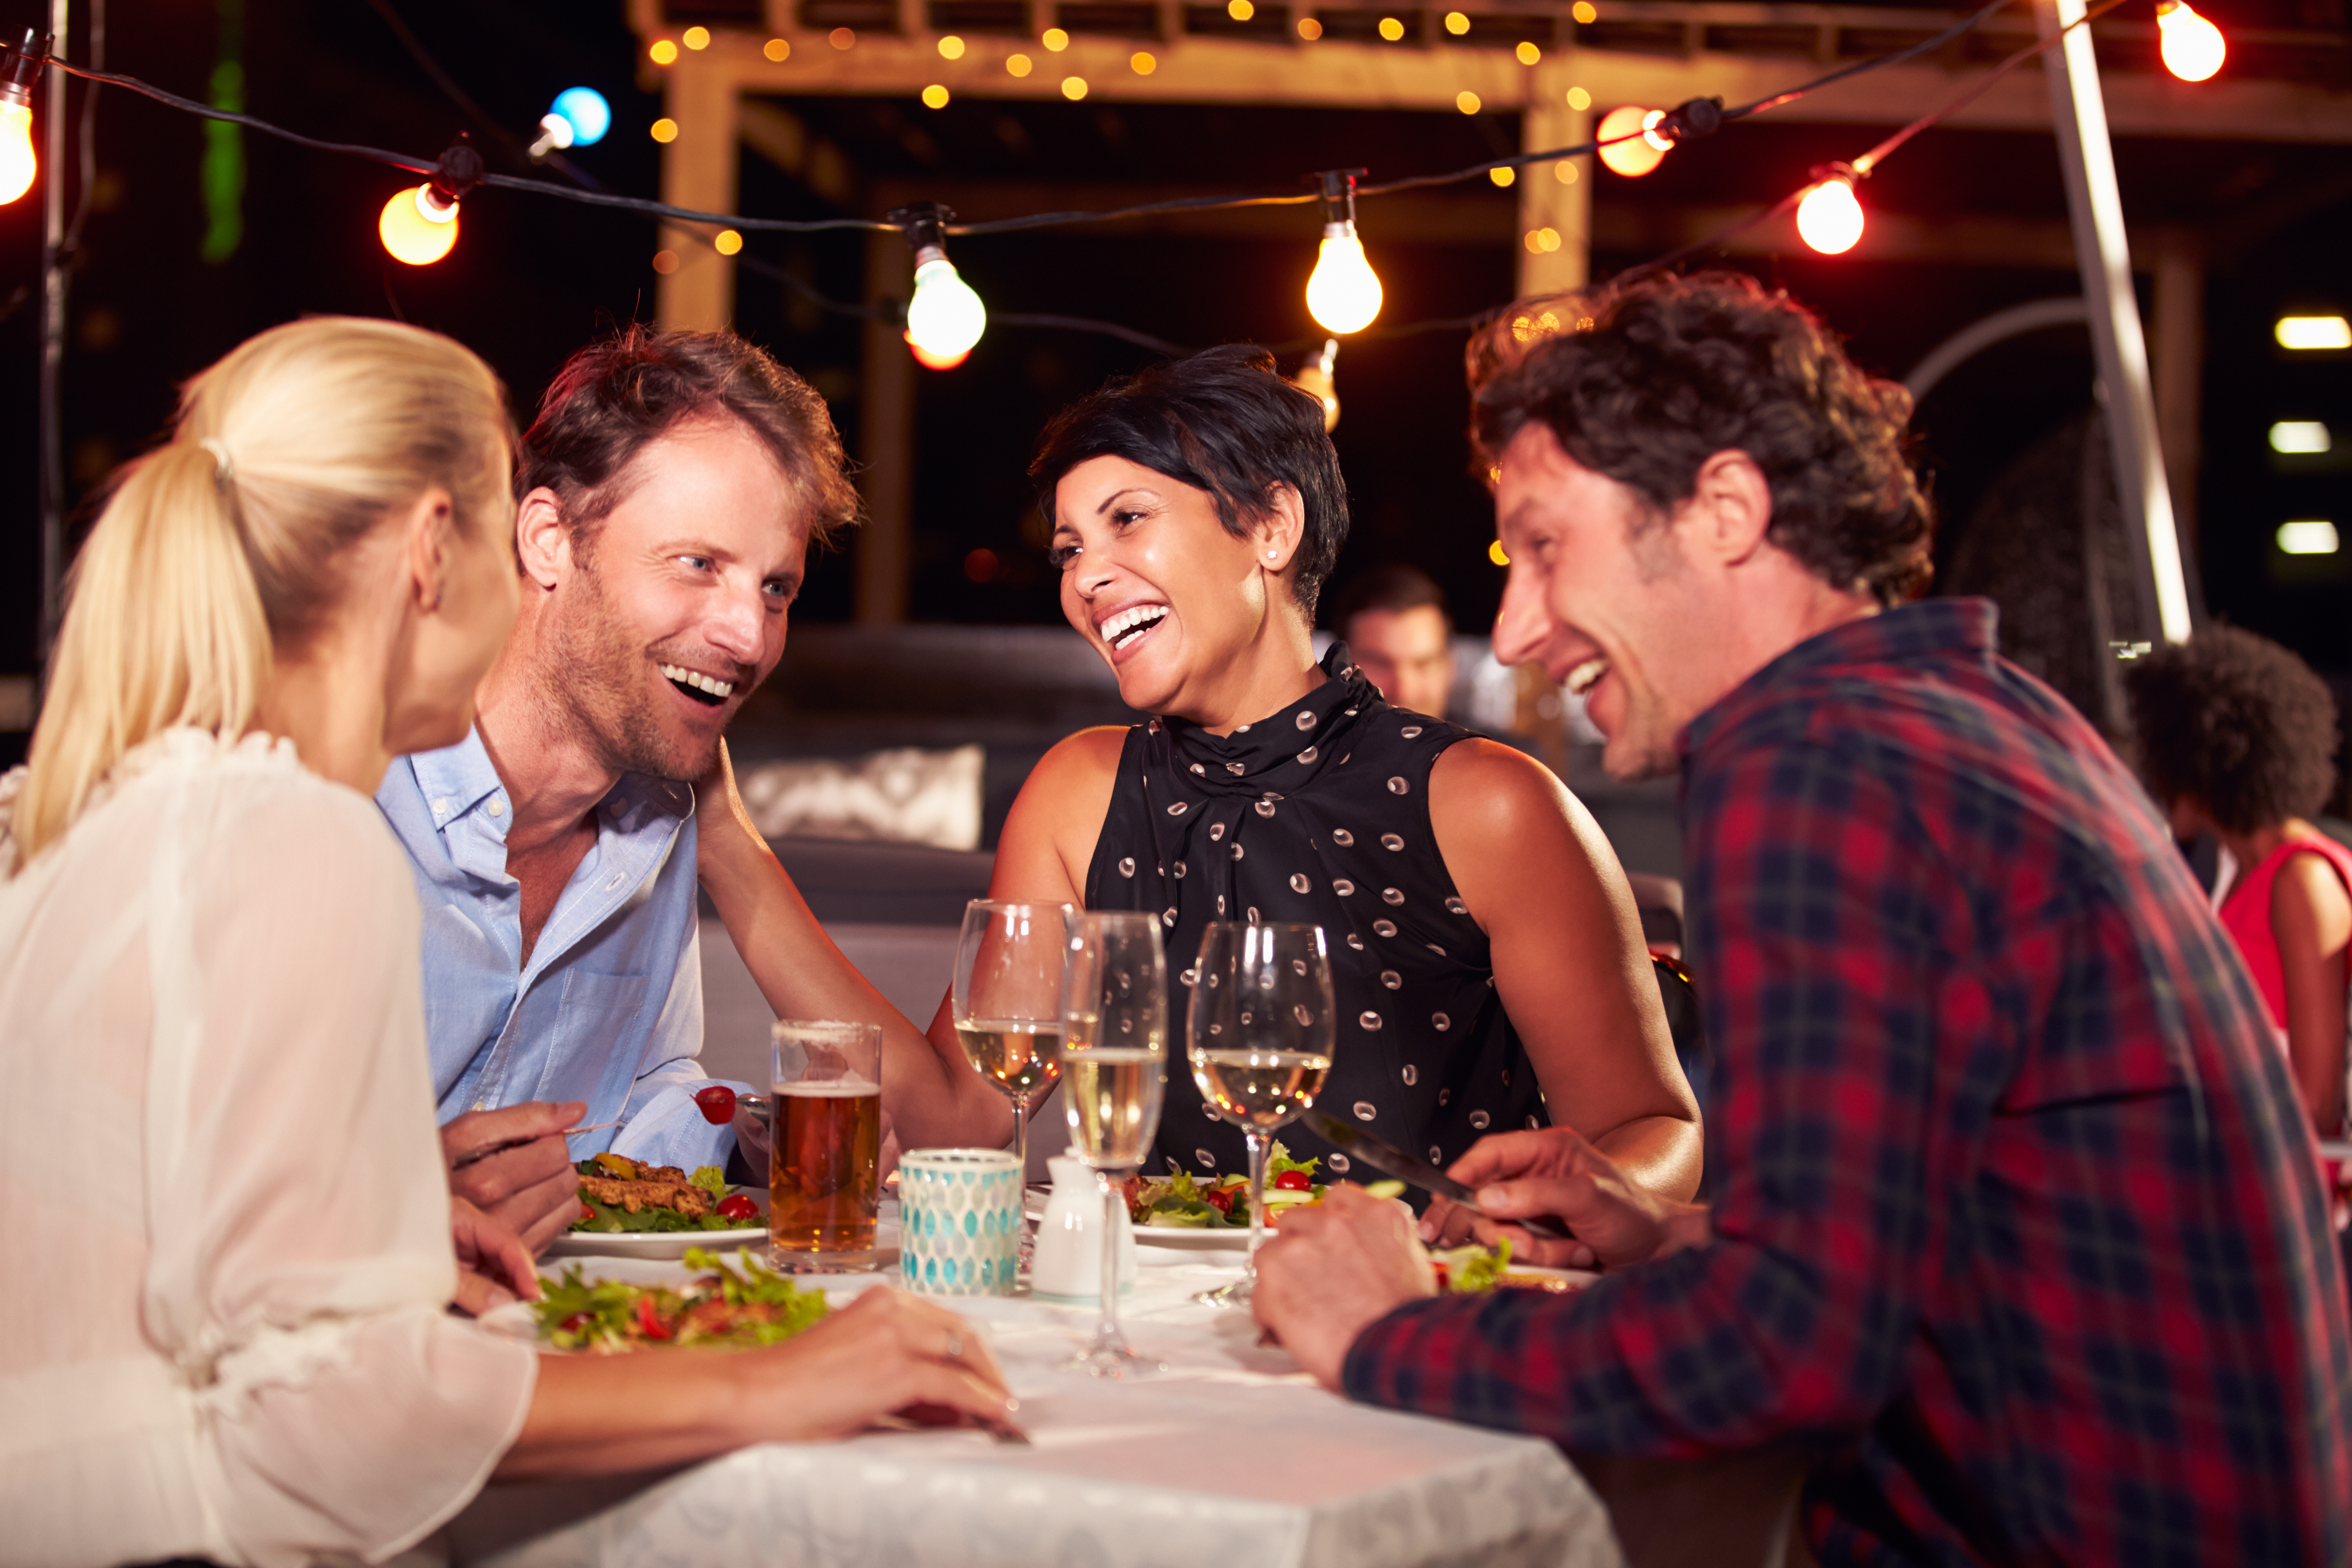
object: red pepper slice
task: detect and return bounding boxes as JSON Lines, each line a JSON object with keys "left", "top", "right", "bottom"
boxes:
{"left": 693, "top": 1084, "right": 738, "bottom": 1125}
{"left": 635, "top": 1294, "right": 674, "bottom": 1341}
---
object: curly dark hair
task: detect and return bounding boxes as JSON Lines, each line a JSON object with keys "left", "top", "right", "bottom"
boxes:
{"left": 2122, "top": 624, "right": 2341, "bottom": 834}
{"left": 1029, "top": 343, "right": 1349, "bottom": 615}
{"left": 1465, "top": 271, "right": 1931, "bottom": 604}
{"left": 519, "top": 325, "right": 859, "bottom": 554}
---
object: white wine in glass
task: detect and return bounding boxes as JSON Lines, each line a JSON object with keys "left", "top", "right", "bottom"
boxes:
{"left": 1060, "top": 910, "right": 1167, "bottom": 1377}
{"left": 1187, "top": 921, "right": 1337, "bottom": 1308}
{"left": 952, "top": 901, "right": 1075, "bottom": 1178}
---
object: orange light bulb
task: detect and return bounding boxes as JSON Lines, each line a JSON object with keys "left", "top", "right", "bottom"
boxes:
{"left": 0, "top": 100, "right": 33, "bottom": 205}
{"left": 2158, "top": 0, "right": 2225, "bottom": 81}
{"left": 1596, "top": 105, "right": 1668, "bottom": 177}
{"left": 1796, "top": 177, "right": 1864, "bottom": 255}
{"left": 379, "top": 184, "right": 460, "bottom": 266}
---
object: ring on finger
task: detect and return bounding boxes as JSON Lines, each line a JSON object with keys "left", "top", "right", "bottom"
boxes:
{"left": 945, "top": 1331, "right": 965, "bottom": 1361}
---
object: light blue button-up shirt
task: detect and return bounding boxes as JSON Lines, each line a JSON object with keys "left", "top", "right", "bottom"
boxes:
{"left": 377, "top": 728, "right": 746, "bottom": 1172}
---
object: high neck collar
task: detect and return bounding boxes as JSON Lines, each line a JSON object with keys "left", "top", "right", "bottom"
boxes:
{"left": 1153, "top": 643, "right": 1379, "bottom": 799}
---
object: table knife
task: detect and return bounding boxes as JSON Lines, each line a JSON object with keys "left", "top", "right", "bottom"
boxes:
{"left": 1304, "top": 1111, "right": 1572, "bottom": 1242}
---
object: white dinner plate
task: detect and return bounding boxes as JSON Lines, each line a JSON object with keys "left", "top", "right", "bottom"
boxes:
{"left": 542, "top": 1223, "right": 769, "bottom": 1261}
{"left": 1024, "top": 1186, "right": 1254, "bottom": 1249}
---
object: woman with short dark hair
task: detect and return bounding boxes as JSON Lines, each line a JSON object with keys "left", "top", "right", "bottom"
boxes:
{"left": 935, "top": 344, "right": 1699, "bottom": 1223}
{"left": 2126, "top": 624, "right": 2352, "bottom": 1139}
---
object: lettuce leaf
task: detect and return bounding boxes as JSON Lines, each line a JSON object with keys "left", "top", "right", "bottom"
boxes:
{"left": 1266, "top": 1141, "right": 1320, "bottom": 1181}
{"left": 688, "top": 1165, "right": 729, "bottom": 1202}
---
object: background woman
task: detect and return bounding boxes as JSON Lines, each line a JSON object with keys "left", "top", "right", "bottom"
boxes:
{"left": 0, "top": 318, "right": 1009, "bottom": 1568}
{"left": 2127, "top": 624, "right": 2352, "bottom": 1141}
{"left": 934, "top": 344, "right": 1698, "bottom": 1209}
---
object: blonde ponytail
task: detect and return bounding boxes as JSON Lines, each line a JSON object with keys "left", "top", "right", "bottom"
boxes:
{"left": 15, "top": 317, "right": 512, "bottom": 865}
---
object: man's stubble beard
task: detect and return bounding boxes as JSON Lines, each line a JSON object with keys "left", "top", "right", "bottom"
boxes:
{"left": 544, "top": 558, "right": 726, "bottom": 783}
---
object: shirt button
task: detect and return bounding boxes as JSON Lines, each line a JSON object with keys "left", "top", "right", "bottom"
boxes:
{"left": 431, "top": 797, "right": 449, "bottom": 816}
{"left": 488, "top": 799, "right": 505, "bottom": 816}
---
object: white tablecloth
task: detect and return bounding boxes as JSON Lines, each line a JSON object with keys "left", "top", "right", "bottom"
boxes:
{"left": 443, "top": 1221, "right": 1623, "bottom": 1568}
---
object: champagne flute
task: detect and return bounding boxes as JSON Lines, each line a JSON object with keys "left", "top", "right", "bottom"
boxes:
{"left": 1186, "top": 922, "right": 1336, "bottom": 1308}
{"left": 952, "top": 900, "right": 1075, "bottom": 1179}
{"left": 1059, "top": 910, "right": 1168, "bottom": 1377}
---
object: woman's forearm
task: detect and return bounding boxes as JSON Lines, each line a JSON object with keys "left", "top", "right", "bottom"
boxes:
{"left": 698, "top": 814, "right": 1008, "bottom": 1149}
{"left": 497, "top": 1353, "right": 758, "bottom": 1480}
{"left": 1588, "top": 1111, "right": 1703, "bottom": 1203}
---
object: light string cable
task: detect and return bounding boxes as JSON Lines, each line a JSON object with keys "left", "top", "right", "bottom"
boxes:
{"left": 39, "top": 0, "right": 2026, "bottom": 241}
{"left": 1620, "top": 0, "right": 2130, "bottom": 279}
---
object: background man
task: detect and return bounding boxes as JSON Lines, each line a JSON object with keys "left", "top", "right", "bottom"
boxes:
{"left": 1326, "top": 563, "right": 1455, "bottom": 719}
{"left": 1254, "top": 273, "right": 2352, "bottom": 1563}
{"left": 379, "top": 328, "right": 859, "bottom": 1250}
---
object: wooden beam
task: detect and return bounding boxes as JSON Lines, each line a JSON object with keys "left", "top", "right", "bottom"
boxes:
{"left": 858, "top": 224, "right": 916, "bottom": 624}
{"left": 645, "top": 24, "right": 2352, "bottom": 142}
{"left": 1518, "top": 57, "right": 1590, "bottom": 294}
{"left": 656, "top": 55, "right": 745, "bottom": 329}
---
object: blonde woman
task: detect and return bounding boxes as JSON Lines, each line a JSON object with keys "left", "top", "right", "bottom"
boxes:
{"left": 0, "top": 318, "right": 1010, "bottom": 1568}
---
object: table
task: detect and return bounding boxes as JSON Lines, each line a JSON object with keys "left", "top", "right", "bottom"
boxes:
{"left": 441, "top": 1217, "right": 1625, "bottom": 1568}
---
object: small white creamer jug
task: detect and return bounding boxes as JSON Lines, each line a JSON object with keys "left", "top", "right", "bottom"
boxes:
{"left": 1030, "top": 1147, "right": 1137, "bottom": 1301}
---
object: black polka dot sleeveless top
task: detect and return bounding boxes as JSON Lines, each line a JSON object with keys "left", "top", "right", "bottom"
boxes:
{"left": 1083, "top": 642, "right": 1550, "bottom": 1186}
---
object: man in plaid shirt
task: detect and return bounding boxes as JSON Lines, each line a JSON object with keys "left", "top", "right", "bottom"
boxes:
{"left": 1254, "top": 273, "right": 2352, "bottom": 1563}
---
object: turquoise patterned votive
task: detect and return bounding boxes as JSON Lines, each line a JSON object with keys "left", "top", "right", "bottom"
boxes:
{"left": 897, "top": 1148, "right": 1022, "bottom": 1297}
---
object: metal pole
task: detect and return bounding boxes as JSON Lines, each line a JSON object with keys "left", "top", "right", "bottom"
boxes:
{"left": 36, "top": 0, "right": 68, "bottom": 675}
{"left": 2033, "top": 0, "right": 2194, "bottom": 644}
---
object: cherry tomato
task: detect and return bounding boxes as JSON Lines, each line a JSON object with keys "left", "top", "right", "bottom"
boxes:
{"left": 716, "top": 1193, "right": 760, "bottom": 1223}
{"left": 635, "top": 1294, "right": 674, "bottom": 1341}
{"left": 578, "top": 1202, "right": 596, "bottom": 1223}
{"left": 1201, "top": 1187, "right": 1233, "bottom": 1215}
{"left": 559, "top": 1313, "right": 592, "bottom": 1334}
{"left": 1274, "top": 1170, "right": 1311, "bottom": 1191}
{"left": 693, "top": 1084, "right": 738, "bottom": 1125}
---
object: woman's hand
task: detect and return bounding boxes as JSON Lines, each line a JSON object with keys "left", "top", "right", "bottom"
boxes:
{"left": 450, "top": 1195, "right": 541, "bottom": 1315}
{"left": 695, "top": 738, "right": 774, "bottom": 883}
{"left": 1420, "top": 1125, "right": 1711, "bottom": 1270}
{"left": 740, "top": 1287, "right": 1015, "bottom": 1441}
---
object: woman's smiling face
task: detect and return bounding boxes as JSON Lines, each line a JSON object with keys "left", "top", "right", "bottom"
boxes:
{"left": 1050, "top": 453, "right": 1282, "bottom": 718}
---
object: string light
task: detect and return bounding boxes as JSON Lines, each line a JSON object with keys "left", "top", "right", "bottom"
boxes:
{"left": 1457, "top": 91, "right": 1482, "bottom": 114}
{"left": 830, "top": 28, "right": 857, "bottom": 49}
{"left": 2277, "top": 315, "right": 2352, "bottom": 350}
{"left": 1596, "top": 106, "right": 1669, "bottom": 176}
{"left": 0, "top": 30, "right": 46, "bottom": 207}
{"left": 2278, "top": 521, "right": 2339, "bottom": 556}
{"left": 378, "top": 142, "right": 483, "bottom": 267}
{"left": 1566, "top": 85, "right": 1592, "bottom": 110}
{"left": 1292, "top": 338, "right": 1341, "bottom": 431}
{"left": 2270, "top": 421, "right": 2332, "bottom": 454}
{"left": 1795, "top": 167, "right": 1864, "bottom": 254}
{"left": 1132, "top": 51, "right": 1157, "bottom": 74}
{"left": 1444, "top": 11, "right": 1471, "bottom": 33}
{"left": 649, "top": 117, "right": 678, "bottom": 143}
{"left": 893, "top": 202, "right": 988, "bottom": 370}
{"left": 682, "top": 26, "right": 711, "bottom": 50}
{"left": 1377, "top": 17, "right": 1406, "bottom": 40}
{"left": 1297, "top": 17, "right": 1323, "bottom": 38}
{"left": 1489, "top": 540, "right": 1510, "bottom": 566}
{"left": 1516, "top": 41, "right": 1542, "bottom": 64}
{"left": 1571, "top": 1, "right": 1597, "bottom": 20}
{"left": 1062, "top": 76, "right": 1088, "bottom": 99}
{"left": 938, "top": 34, "right": 966, "bottom": 59}
{"left": 1229, "top": 0, "right": 1255, "bottom": 17}
{"left": 1305, "top": 169, "right": 1382, "bottom": 335}
{"left": 1489, "top": 166, "right": 1514, "bottom": 186}
{"left": 764, "top": 38, "right": 791, "bottom": 60}
{"left": 1043, "top": 28, "right": 1070, "bottom": 49}
{"left": 2157, "top": 0, "right": 2225, "bottom": 81}
{"left": 1006, "top": 54, "right": 1034, "bottom": 76}
{"left": 648, "top": 39, "right": 678, "bottom": 65}
{"left": 529, "top": 87, "right": 610, "bottom": 160}
{"left": 922, "top": 84, "right": 950, "bottom": 108}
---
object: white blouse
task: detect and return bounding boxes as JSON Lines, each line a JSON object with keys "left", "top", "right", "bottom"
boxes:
{"left": 0, "top": 730, "right": 536, "bottom": 1568}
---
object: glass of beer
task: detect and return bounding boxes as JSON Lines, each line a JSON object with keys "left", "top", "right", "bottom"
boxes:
{"left": 951, "top": 900, "right": 1076, "bottom": 1178}
{"left": 1187, "top": 922, "right": 1336, "bottom": 1308}
{"left": 1059, "top": 910, "right": 1167, "bottom": 1377}
{"left": 769, "top": 1019, "right": 884, "bottom": 1272}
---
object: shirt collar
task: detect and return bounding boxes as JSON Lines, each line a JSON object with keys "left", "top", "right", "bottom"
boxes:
{"left": 1678, "top": 597, "right": 2002, "bottom": 762}
{"left": 406, "top": 725, "right": 696, "bottom": 838}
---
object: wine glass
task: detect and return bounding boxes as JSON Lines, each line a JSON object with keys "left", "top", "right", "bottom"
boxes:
{"left": 952, "top": 900, "right": 1075, "bottom": 1180}
{"left": 1058, "top": 910, "right": 1168, "bottom": 1377}
{"left": 1186, "top": 921, "right": 1336, "bottom": 1308}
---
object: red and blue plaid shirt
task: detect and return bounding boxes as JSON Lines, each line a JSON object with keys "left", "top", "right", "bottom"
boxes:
{"left": 1344, "top": 600, "right": 2352, "bottom": 1564}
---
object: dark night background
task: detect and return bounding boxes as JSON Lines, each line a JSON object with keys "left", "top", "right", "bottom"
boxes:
{"left": 0, "top": 0, "right": 2344, "bottom": 766}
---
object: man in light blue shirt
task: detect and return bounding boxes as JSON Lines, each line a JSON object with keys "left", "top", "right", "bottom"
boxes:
{"left": 382, "top": 328, "right": 863, "bottom": 1250}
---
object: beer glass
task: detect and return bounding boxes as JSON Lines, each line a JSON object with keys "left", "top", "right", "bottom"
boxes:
{"left": 1059, "top": 910, "right": 1167, "bottom": 1377}
{"left": 951, "top": 900, "right": 1075, "bottom": 1176}
{"left": 1187, "top": 922, "right": 1336, "bottom": 1308}
{"left": 769, "top": 1019, "right": 883, "bottom": 1272}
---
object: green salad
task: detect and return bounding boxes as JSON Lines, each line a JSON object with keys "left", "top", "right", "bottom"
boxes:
{"left": 1126, "top": 1143, "right": 1328, "bottom": 1228}
{"left": 569, "top": 1155, "right": 761, "bottom": 1234}
{"left": 533, "top": 1247, "right": 830, "bottom": 1351}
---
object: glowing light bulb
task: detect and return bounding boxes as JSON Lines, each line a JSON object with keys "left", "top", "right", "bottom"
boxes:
{"left": 2158, "top": 1, "right": 2225, "bottom": 81}
{"left": 379, "top": 184, "right": 459, "bottom": 266}
{"left": 1306, "top": 227, "right": 1382, "bottom": 335}
{"left": 1293, "top": 338, "right": 1341, "bottom": 431}
{"left": 2278, "top": 315, "right": 2352, "bottom": 351}
{"left": 894, "top": 204, "right": 986, "bottom": 371}
{"left": 1305, "top": 171, "right": 1382, "bottom": 335}
{"left": 0, "top": 101, "right": 33, "bottom": 205}
{"left": 1596, "top": 105, "right": 1668, "bottom": 177}
{"left": 553, "top": 88, "right": 612, "bottom": 146}
{"left": 1796, "top": 176, "right": 1864, "bottom": 255}
{"left": 0, "top": 31, "right": 40, "bottom": 206}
